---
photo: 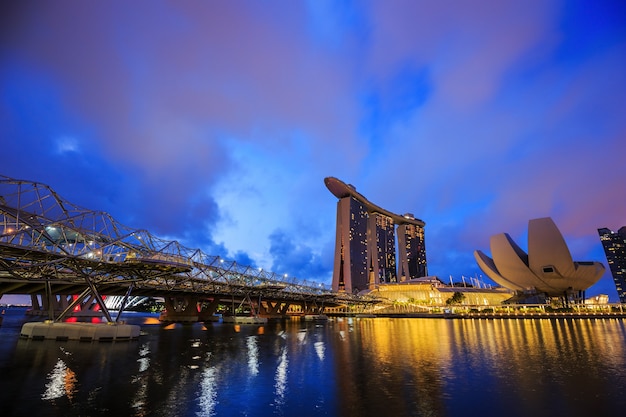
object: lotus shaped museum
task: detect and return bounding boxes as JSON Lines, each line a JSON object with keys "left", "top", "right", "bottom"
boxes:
{"left": 474, "top": 217, "right": 605, "bottom": 297}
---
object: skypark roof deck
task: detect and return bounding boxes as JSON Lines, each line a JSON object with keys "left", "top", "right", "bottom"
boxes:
{"left": 324, "top": 177, "right": 425, "bottom": 226}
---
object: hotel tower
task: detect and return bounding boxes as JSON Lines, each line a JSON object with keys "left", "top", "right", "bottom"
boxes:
{"left": 325, "top": 177, "right": 427, "bottom": 293}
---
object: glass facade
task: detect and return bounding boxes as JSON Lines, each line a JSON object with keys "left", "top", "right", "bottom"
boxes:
{"left": 398, "top": 223, "right": 427, "bottom": 279}
{"left": 347, "top": 197, "right": 369, "bottom": 292}
{"left": 373, "top": 213, "right": 397, "bottom": 283}
{"left": 598, "top": 227, "right": 626, "bottom": 303}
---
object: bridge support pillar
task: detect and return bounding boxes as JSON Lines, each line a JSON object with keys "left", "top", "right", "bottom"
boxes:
{"left": 301, "top": 301, "right": 325, "bottom": 315}
{"left": 277, "top": 302, "right": 292, "bottom": 315}
{"left": 259, "top": 301, "right": 292, "bottom": 319}
{"left": 261, "top": 301, "right": 279, "bottom": 315}
{"left": 27, "top": 294, "right": 104, "bottom": 318}
{"left": 159, "top": 296, "right": 200, "bottom": 322}
{"left": 197, "top": 299, "right": 221, "bottom": 322}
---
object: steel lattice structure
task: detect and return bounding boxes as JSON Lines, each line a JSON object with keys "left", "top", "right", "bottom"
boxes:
{"left": 0, "top": 175, "right": 376, "bottom": 318}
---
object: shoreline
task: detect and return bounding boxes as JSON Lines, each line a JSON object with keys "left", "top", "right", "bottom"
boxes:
{"left": 328, "top": 311, "right": 626, "bottom": 320}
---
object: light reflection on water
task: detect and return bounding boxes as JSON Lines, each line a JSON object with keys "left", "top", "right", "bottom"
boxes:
{"left": 274, "top": 346, "right": 288, "bottom": 407}
{"left": 197, "top": 366, "right": 218, "bottom": 417}
{"left": 246, "top": 335, "right": 259, "bottom": 376}
{"left": 137, "top": 342, "right": 150, "bottom": 373}
{"left": 314, "top": 341, "right": 325, "bottom": 361}
{"left": 41, "top": 358, "right": 77, "bottom": 401}
{"left": 0, "top": 309, "right": 624, "bottom": 417}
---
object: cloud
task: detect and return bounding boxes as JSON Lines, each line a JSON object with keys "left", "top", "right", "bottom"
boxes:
{"left": 268, "top": 229, "right": 331, "bottom": 282}
{"left": 55, "top": 136, "right": 79, "bottom": 154}
{"left": 1, "top": 1, "right": 624, "bottom": 300}
{"left": 232, "top": 251, "right": 258, "bottom": 268}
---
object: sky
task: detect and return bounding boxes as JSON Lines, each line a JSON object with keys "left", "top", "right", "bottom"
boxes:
{"left": 1, "top": 0, "right": 625, "bottom": 301}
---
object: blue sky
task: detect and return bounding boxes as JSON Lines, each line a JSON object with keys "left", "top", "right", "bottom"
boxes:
{"left": 1, "top": 0, "right": 625, "bottom": 301}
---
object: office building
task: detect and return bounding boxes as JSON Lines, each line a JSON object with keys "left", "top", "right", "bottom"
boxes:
{"left": 598, "top": 227, "right": 626, "bottom": 303}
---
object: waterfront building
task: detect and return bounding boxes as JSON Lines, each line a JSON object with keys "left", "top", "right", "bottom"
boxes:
{"left": 585, "top": 294, "right": 609, "bottom": 305}
{"left": 598, "top": 227, "right": 626, "bottom": 303}
{"left": 325, "top": 177, "right": 427, "bottom": 293}
{"left": 474, "top": 217, "right": 605, "bottom": 303}
{"left": 370, "top": 277, "right": 512, "bottom": 306}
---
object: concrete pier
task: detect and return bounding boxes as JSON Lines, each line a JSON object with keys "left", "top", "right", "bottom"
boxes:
{"left": 20, "top": 321, "right": 140, "bottom": 342}
{"left": 222, "top": 316, "right": 268, "bottom": 324}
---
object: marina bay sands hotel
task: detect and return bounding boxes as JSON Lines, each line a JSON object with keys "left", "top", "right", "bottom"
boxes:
{"left": 325, "top": 177, "right": 427, "bottom": 293}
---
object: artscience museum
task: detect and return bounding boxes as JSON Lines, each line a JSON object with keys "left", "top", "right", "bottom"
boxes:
{"left": 474, "top": 217, "right": 605, "bottom": 303}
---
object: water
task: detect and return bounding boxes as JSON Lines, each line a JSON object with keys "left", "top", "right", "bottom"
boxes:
{"left": 0, "top": 307, "right": 625, "bottom": 417}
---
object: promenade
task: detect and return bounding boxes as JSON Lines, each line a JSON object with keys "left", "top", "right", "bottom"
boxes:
{"left": 328, "top": 302, "right": 625, "bottom": 319}
{"left": 350, "top": 311, "right": 626, "bottom": 319}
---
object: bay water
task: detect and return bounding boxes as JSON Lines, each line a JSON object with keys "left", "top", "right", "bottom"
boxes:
{"left": 0, "top": 307, "right": 624, "bottom": 416}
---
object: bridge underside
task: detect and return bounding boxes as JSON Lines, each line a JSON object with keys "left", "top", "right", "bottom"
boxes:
{"left": 0, "top": 279, "right": 353, "bottom": 322}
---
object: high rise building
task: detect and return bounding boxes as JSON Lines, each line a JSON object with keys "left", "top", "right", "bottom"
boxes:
{"left": 598, "top": 227, "right": 626, "bottom": 303}
{"left": 397, "top": 218, "right": 427, "bottom": 279}
{"left": 334, "top": 195, "right": 369, "bottom": 292}
{"left": 325, "top": 177, "right": 427, "bottom": 293}
{"left": 370, "top": 212, "right": 397, "bottom": 284}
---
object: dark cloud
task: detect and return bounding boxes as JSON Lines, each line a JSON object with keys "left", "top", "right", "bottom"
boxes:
{"left": 232, "top": 251, "right": 257, "bottom": 268}
{"left": 268, "top": 229, "right": 331, "bottom": 282}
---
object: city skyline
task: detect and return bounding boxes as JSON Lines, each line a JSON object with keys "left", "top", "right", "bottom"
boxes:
{"left": 1, "top": 1, "right": 625, "bottom": 301}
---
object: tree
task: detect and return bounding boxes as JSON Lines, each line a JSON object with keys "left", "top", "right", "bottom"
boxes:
{"left": 446, "top": 291, "right": 465, "bottom": 305}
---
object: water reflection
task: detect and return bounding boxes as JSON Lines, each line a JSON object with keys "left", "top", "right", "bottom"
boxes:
{"left": 246, "top": 336, "right": 259, "bottom": 376}
{"left": 314, "top": 341, "right": 325, "bottom": 361}
{"left": 2, "top": 311, "right": 625, "bottom": 417}
{"left": 297, "top": 328, "right": 307, "bottom": 344}
{"left": 274, "top": 346, "right": 288, "bottom": 407}
{"left": 332, "top": 318, "right": 450, "bottom": 417}
{"left": 42, "top": 358, "right": 77, "bottom": 401}
{"left": 137, "top": 342, "right": 150, "bottom": 373}
{"left": 197, "top": 366, "right": 218, "bottom": 417}
{"left": 330, "top": 317, "right": 626, "bottom": 417}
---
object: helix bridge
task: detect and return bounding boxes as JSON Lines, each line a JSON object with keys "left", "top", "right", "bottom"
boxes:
{"left": 0, "top": 175, "right": 377, "bottom": 326}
